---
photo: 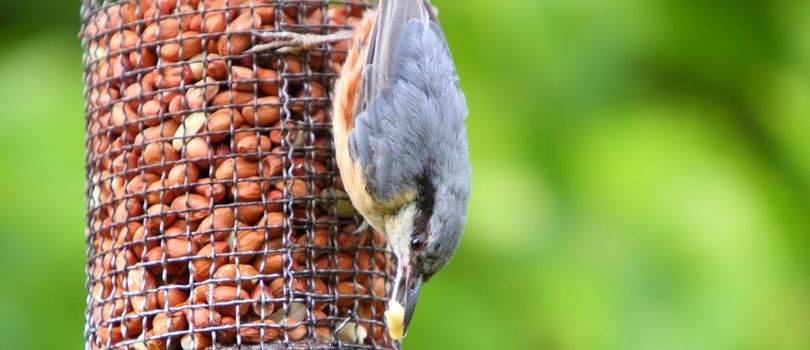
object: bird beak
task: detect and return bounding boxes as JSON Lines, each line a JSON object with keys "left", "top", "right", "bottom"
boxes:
{"left": 402, "top": 273, "right": 423, "bottom": 335}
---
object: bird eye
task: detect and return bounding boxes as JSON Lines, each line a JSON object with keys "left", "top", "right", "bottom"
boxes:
{"left": 410, "top": 236, "right": 426, "bottom": 251}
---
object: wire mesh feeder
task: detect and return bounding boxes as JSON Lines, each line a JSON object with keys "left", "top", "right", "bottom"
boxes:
{"left": 79, "top": 1, "right": 397, "bottom": 349}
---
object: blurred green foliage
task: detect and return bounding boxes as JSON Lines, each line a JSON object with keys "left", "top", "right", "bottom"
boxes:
{"left": 0, "top": 0, "right": 808, "bottom": 349}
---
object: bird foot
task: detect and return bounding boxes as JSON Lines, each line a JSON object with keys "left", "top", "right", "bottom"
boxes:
{"left": 248, "top": 30, "right": 354, "bottom": 54}
{"left": 350, "top": 219, "right": 370, "bottom": 235}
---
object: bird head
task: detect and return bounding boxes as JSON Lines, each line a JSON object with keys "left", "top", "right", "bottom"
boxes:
{"left": 383, "top": 171, "right": 469, "bottom": 336}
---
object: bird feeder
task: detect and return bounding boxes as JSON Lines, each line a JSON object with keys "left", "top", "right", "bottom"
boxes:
{"left": 79, "top": 1, "right": 398, "bottom": 349}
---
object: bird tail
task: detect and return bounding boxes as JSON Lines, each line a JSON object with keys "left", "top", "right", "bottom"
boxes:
{"left": 364, "top": 0, "right": 438, "bottom": 95}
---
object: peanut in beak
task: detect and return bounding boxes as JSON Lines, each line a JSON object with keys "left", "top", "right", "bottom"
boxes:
{"left": 384, "top": 299, "right": 406, "bottom": 340}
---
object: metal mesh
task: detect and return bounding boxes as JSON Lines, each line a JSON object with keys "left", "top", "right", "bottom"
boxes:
{"left": 79, "top": 1, "right": 397, "bottom": 349}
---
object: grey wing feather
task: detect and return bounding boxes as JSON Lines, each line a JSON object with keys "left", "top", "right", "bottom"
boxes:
{"left": 349, "top": 111, "right": 375, "bottom": 172}
{"left": 349, "top": 19, "right": 468, "bottom": 204}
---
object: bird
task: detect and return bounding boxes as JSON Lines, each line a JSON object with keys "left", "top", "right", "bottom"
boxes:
{"left": 251, "top": 0, "right": 470, "bottom": 339}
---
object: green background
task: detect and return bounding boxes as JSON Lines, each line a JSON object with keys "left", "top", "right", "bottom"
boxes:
{"left": 1, "top": 0, "right": 809, "bottom": 349}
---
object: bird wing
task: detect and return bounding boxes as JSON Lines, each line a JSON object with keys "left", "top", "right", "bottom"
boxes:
{"left": 349, "top": 15, "right": 467, "bottom": 207}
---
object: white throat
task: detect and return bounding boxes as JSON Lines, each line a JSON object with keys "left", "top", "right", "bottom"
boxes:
{"left": 384, "top": 203, "right": 418, "bottom": 300}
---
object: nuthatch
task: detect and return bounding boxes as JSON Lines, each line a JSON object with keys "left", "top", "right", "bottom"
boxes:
{"left": 251, "top": 0, "right": 469, "bottom": 338}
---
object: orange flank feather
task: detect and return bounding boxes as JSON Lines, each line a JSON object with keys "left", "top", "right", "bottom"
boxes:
{"left": 333, "top": 9, "right": 375, "bottom": 135}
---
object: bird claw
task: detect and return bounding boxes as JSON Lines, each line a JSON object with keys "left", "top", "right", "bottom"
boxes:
{"left": 251, "top": 31, "right": 299, "bottom": 41}
{"left": 351, "top": 220, "right": 370, "bottom": 235}
{"left": 247, "top": 31, "right": 307, "bottom": 54}
{"left": 248, "top": 29, "right": 354, "bottom": 54}
{"left": 248, "top": 42, "right": 302, "bottom": 54}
